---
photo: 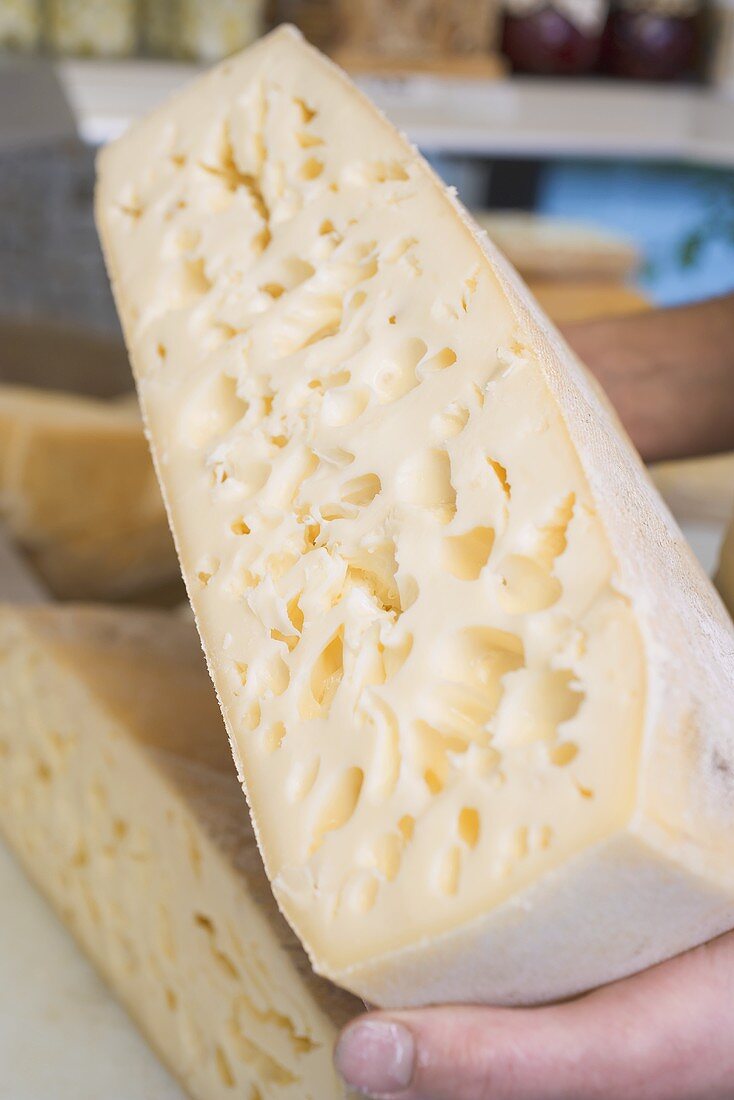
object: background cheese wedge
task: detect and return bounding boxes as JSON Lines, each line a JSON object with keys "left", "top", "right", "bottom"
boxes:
{"left": 524, "top": 278, "right": 650, "bottom": 324}
{"left": 650, "top": 451, "right": 734, "bottom": 525}
{"left": 716, "top": 515, "right": 734, "bottom": 618}
{"left": 470, "top": 211, "right": 641, "bottom": 282}
{"left": 0, "top": 602, "right": 359, "bottom": 1100}
{"left": 473, "top": 211, "right": 649, "bottom": 324}
{"left": 0, "top": 384, "right": 178, "bottom": 601}
{"left": 96, "top": 27, "right": 734, "bottom": 1007}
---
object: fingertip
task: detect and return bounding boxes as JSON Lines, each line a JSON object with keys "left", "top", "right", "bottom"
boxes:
{"left": 335, "top": 1016, "right": 416, "bottom": 1097}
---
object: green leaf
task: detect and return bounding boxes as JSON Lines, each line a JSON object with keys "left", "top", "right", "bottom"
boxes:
{"left": 680, "top": 231, "right": 705, "bottom": 268}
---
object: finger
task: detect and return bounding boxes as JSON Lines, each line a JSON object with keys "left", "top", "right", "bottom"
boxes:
{"left": 335, "top": 929, "right": 734, "bottom": 1100}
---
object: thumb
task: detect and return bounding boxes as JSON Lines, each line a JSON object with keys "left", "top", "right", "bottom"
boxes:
{"left": 334, "top": 930, "right": 734, "bottom": 1100}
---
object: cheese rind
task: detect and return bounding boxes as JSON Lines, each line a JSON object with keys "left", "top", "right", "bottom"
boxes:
{"left": 0, "top": 604, "right": 358, "bottom": 1100}
{"left": 96, "top": 27, "right": 734, "bottom": 1007}
{"left": 0, "top": 385, "right": 177, "bottom": 601}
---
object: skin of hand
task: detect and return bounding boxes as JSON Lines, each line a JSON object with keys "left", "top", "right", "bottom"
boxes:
{"left": 561, "top": 293, "right": 734, "bottom": 464}
{"left": 334, "top": 929, "right": 734, "bottom": 1099}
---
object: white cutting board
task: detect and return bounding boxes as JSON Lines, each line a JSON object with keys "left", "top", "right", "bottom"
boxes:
{"left": 0, "top": 842, "right": 185, "bottom": 1100}
{"left": 0, "top": 520, "right": 726, "bottom": 1099}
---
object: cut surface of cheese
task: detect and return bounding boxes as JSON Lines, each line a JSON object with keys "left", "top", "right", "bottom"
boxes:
{"left": 0, "top": 603, "right": 359, "bottom": 1100}
{"left": 716, "top": 516, "right": 734, "bottom": 618}
{"left": 0, "top": 384, "right": 178, "bottom": 601}
{"left": 96, "top": 27, "right": 734, "bottom": 1007}
{"left": 471, "top": 211, "right": 640, "bottom": 282}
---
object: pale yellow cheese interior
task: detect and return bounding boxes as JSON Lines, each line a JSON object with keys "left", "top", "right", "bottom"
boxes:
{"left": 0, "top": 385, "right": 176, "bottom": 601}
{"left": 0, "top": 605, "right": 357, "bottom": 1100}
{"left": 97, "top": 30, "right": 645, "bottom": 976}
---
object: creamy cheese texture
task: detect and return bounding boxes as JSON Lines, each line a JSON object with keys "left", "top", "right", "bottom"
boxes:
{"left": 97, "top": 28, "right": 734, "bottom": 1006}
{"left": 0, "top": 604, "right": 358, "bottom": 1100}
{"left": 0, "top": 385, "right": 176, "bottom": 601}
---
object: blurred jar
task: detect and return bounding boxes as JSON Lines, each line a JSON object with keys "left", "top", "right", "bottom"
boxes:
{"left": 336, "top": 0, "right": 500, "bottom": 61}
{"left": 141, "top": 0, "right": 176, "bottom": 56}
{"left": 274, "top": 0, "right": 335, "bottom": 51}
{"left": 601, "top": 0, "right": 707, "bottom": 80}
{"left": 445, "top": 0, "right": 502, "bottom": 56}
{"left": 177, "top": 0, "right": 265, "bottom": 60}
{"left": 0, "top": 0, "right": 41, "bottom": 51}
{"left": 502, "top": 0, "right": 610, "bottom": 74}
{"left": 46, "top": 0, "right": 137, "bottom": 56}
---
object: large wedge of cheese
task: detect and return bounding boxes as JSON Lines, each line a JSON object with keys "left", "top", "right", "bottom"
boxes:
{"left": 0, "top": 603, "right": 358, "bottom": 1099}
{"left": 96, "top": 27, "right": 734, "bottom": 1008}
{"left": 0, "top": 385, "right": 178, "bottom": 601}
{"left": 717, "top": 516, "right": 734, "bottom": 618}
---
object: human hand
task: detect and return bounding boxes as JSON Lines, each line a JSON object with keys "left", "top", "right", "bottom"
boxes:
{"left": 335, "top": 928, "right": 734, "bottom": 1099}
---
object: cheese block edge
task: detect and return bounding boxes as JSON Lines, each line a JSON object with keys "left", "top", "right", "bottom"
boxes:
{"left": 0, "top": 602, "right": 359, "bottom": 1098}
